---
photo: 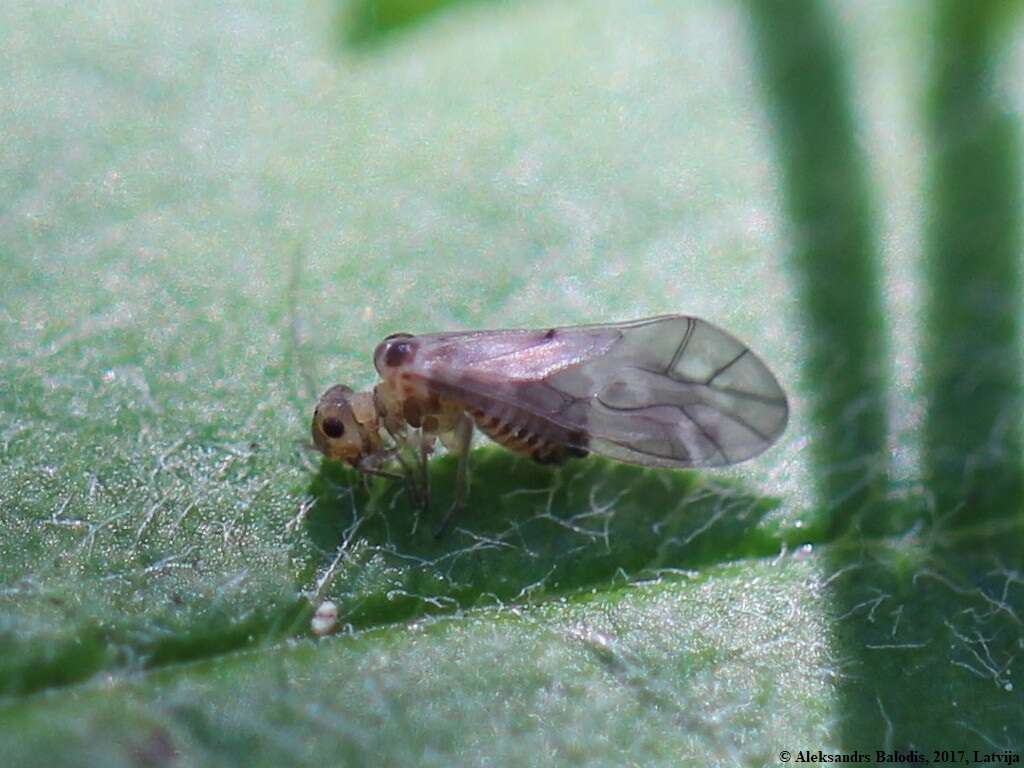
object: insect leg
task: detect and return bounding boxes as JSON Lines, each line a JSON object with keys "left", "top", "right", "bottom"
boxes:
{"left": 357, "top": 465, "right": 405, "bottom": 481}
{"left": 355, "top": 450, "right": 404, "bottom": 481}
{"left": 418, "top": 433, "right": 434, "bottom": 514}
{"left": 433, "top": 413, "right": 473, "bottom": 539}
{"left": 383, "top": 425, "right": 426, "bottom": 508}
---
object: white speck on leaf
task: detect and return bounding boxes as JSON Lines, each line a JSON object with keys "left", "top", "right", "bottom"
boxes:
{"left": 312, "top": 600, "right": 338, "bottom": 637}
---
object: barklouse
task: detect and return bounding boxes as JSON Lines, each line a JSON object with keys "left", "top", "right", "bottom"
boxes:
{"left": 311, "top": 315, "right": 788, "bottom": 536}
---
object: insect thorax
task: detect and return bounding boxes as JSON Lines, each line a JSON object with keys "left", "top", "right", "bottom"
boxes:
{"left": 373, "top": 371, "right": 583, "bottom": 463}
{"left": 373, "top": 374, "right": 458, "bottom": 435}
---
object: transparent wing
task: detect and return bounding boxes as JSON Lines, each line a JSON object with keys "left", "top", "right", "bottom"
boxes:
{"left": 407, "top": 315, "right": 789, "bottom": 468}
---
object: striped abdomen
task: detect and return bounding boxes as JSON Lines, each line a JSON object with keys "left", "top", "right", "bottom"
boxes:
{"left": 465, "top": 403, "right": 588, "bottom": 465}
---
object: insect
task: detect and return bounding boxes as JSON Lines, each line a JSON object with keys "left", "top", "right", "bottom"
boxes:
{"left": 311, "top": 315, "right": 788, "bottom": 536}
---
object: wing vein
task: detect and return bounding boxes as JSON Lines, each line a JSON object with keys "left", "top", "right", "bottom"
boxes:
{"left": 678, "top": 404, "right": 730, "bottom": 464}
{"left": 705, "top": 348, "right": 748, "bottom": 386}
{"left": 665, "top": 317, "right": 696, "bottom": 376}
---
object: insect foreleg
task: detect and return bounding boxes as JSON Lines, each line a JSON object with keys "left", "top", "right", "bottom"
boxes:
{"left": 433, "top": 413, "right": 474, "bottom": 539}
{"left": 383, "top": 424, "right": 430, "bottom": 510}
{"left": 357, "top": 465, "right": 405, "bottom": 481}
{"left": 399, "top": 429, "right": 436, "bottom": 515}
{"left": 355, "top": 450, "right": 404, "bottom": 481}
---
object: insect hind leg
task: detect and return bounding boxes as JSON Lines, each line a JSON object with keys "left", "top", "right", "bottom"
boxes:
{"left": 531, "top": 430, "right": 589, "bottom": 465}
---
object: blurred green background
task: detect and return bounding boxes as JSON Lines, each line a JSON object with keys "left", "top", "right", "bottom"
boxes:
{"left": 1, "top": 0, "right": 1022, "bottom": 764}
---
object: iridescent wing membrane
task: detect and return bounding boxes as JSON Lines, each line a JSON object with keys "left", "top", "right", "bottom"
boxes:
{"left": 405, "top": 315, "right": 788, "bottom": 468}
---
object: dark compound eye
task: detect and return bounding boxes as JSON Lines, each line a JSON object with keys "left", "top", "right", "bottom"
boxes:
{"left": 321, "top": 417, "right": 346, "bottom": 439}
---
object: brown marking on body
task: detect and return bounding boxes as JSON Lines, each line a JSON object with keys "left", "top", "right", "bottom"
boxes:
{"left": 403, "top": 399, "right": 423, "bottom": 429}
